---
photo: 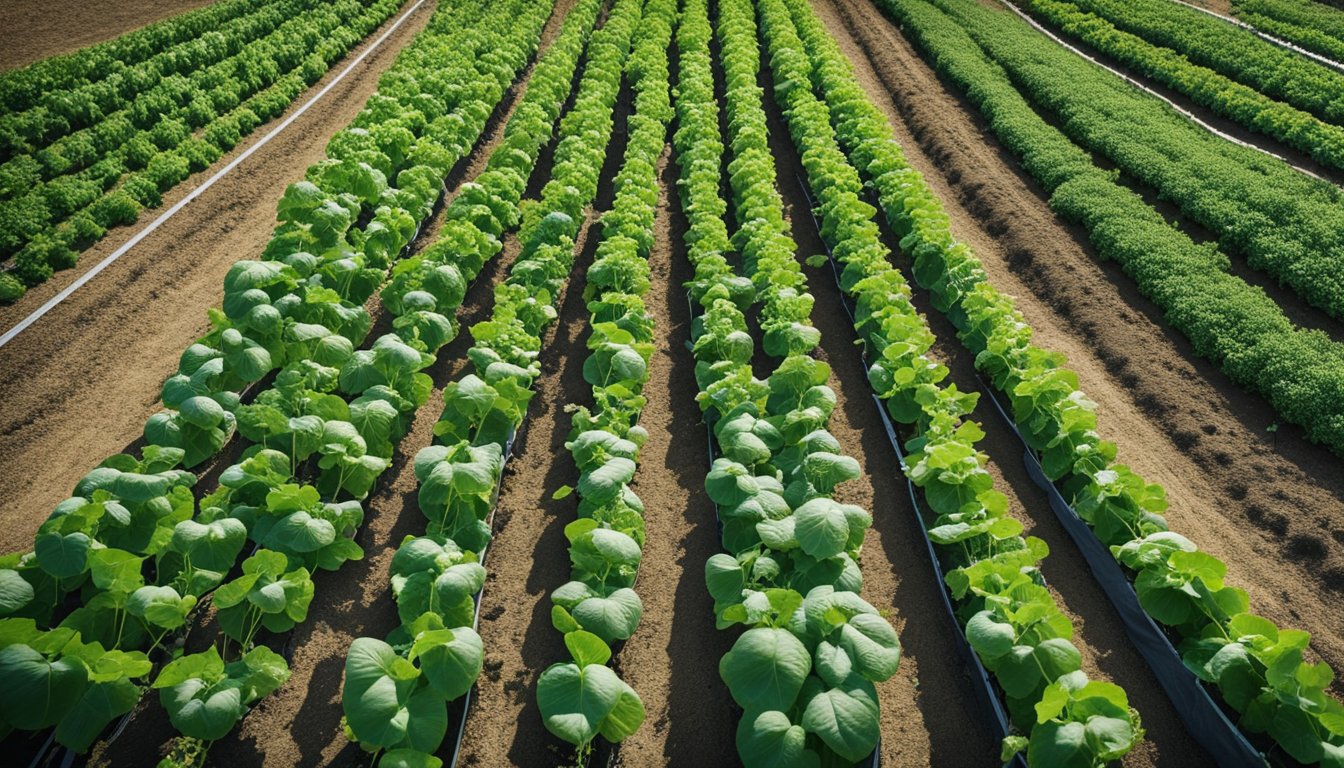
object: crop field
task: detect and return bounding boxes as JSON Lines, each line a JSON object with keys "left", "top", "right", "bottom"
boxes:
{"left": 0, "top": 0, "right": 1342, "bottom": 766}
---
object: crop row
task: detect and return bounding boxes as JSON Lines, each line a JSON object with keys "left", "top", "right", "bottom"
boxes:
{"left": 903, "top": 0, "right": 1344, "bottom": 457}
{"left": 1231, "top": 0, "right": 1344, "bottom": 63}
{"left": 1019, "top": 0, "right": 1344, "bottom": 172}
{"left": 0, "top": 0, "right": 323, "bottom": 166}
{"left": 340, "top": 0, "right": 643, "bottom": 763}
{"left": 339, "top": 0, "right": 606, "bottom": 761}
{"left": 0, "top": 0, "right": 552, "bottom": 761}
{"left": 535, "top": 0, "right": 676, "bottom": 757}
{"left": 763, "top": 0, "right": 1142, "bottom": 763}
{"left": 671, "top": 0, "right": 903, "bottom": 763}
{"left": 0, "top": 0, "right": 406, "bottom": 304}
{"left": 1067, "top": 0, "right": 1344, "bottom": 127}
{"left": 937, "top": 0, "right": 1344, "bottom": 326}
{"left": 848, "top": 0, "right": 1344, "bottom": 762}
{"left": 0, "top": 0, "right": 273, "bottom": 119}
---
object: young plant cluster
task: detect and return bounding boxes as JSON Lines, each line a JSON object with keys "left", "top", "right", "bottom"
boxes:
{"left": 840, "top": 0, "right": 1344, "bottom": 762}
{"left": 762, "top": 0, "right": 1142, "bottom": 763}
{"left": 1021, "top": 0, "right": 1344, "bottom": 172}
{"left": 0, "top": 0, "right": 406, "bottom": 303}
{"left": 339, "top": 1, "right": 603, "bottom": 765}
{"left": 1231, "top": 0, "right": 1344, "bottom": 62}
{"left": 0, "top": 0, "right": 551, "bottom": 760}
{"left": 888, "top": 0, "right": 1344, "bottom": 457}
{"left": 534, "top": 0, "right": 675, "bottom": 756}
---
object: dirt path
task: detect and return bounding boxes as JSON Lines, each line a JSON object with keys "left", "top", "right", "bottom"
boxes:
{"left": 820, "top": 0, "right": 1344, "bottom": 703}
{"left": 0, "top": 1, "right": 434, "bottom": 556}
{"left": 0, "top": 0, "right": 216, "bottom": 72}
{"left": 87, "top": 1, "right": 580, "bottom": 764}
{"left": 602, "top": 148, "right": 739, "bottom": 766}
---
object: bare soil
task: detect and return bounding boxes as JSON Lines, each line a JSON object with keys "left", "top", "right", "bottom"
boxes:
{"left": 0, "top": 1, "right": 433, "bottom": 556}
{"left": 607, "top": 148, "right": 740, "bottom": 766}
{"left": 823, "top": 0, "right": 1344, "bottom": 720}
{"left": 0, "top": 0, "right": 216, "bottom": 72}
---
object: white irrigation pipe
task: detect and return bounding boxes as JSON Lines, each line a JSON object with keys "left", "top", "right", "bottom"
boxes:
{"left": 1167, "top": 0, "right": 1344, "bottom": 76}
{"left": 0, "top": 0, "right": 428, "bottom": 350}
{"left": 993, "top": 0, "right": 1330, "bottom": 184}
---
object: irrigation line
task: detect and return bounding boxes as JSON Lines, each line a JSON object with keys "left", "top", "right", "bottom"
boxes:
{"left": 0, "top": 0, "right": 430, "bottom": 351}
{"left": 792, "top": 174, "right": 1022, "bottom": 768}
{"left": 971, "top": 374, "right": 1266, "bottom": 766}
{"left": 992, "top": 0, "right": 1330, "bottom": 185}
{"left": 1167, "top": 0, "right": 1344, "bottom": 76}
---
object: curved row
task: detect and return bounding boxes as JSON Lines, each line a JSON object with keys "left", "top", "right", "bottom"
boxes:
{"left": 0, "top": 0, "right": 274, "bottom": 120}
{"left": 760, "top": 0, "right": 1142, "bottom": 763}
{"left": 1067, "top": 0, "right": 1344, "bottom": 127}
{"left": 1018, "top": 0, "right": 1344, "bottom": 173}
{"left": 830, "top": 0, "right": 1344, "bottom": 762}
{"left": 1231, "top": 0, "right": 1344, "bottom": 63}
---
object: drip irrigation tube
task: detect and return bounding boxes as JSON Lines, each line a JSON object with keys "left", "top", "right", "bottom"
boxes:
{"left": 1167, "top": 0, "right": 1344, "bottom": 76}
{"left": 790, "top": 174, "right": 1022, "bottom": 768}
{"left": 993, "top": 0, "right": 1331, "bottom": 185}
{"left": 0, "top": 0, "right": 430, "bottom": 350}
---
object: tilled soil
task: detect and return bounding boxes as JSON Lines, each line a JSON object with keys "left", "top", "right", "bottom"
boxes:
{"left": 607, "top": 148, "right": 739, "bottom": 766}
{"left": 0, "top": 0, "right": 216, "bottom": 71}
{"left": 0, "top": 1, "right": 434, "bottom": 555}
{"left": 822, "top": 0, "right": 1344, "bottom": 717}
{"left": 453, "top": 69, "right": 634, "bottom": 768}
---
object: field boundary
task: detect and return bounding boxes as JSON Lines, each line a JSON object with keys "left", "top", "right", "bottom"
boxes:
{"left": 0, "top": 0, "right": 429, "bottom": 350}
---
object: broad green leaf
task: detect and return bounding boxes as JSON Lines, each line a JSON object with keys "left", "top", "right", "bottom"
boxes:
{"left": 735, "top": 709, "right": 820, "bottom": 768}
{"left": 720, "top": 627, "right": 810, "bottom": 713}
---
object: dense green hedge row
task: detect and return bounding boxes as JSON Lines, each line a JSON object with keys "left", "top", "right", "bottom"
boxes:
{"left": 892, "top": 0, "right": 1344, "bottom": 454}
{"left": 1231, "top": 0, "right": 1344, "bottom": 62}
{"left": 0, "top": 0, "right": 319, "bottom": 162}
{"left": 1067, "top": 0, "right": 1344, "bottom": 126}
{"left": 1022, "top": 0, "right": 1344, "bottom": 171}
{"left": 0, "top": 0, "right": 270, "bottom": 118}
{"left": 0, "top": 0, "right": 406, "bottom": 304}
{"left": 918, "top": 0, "right": 1344, "bottom": 323}
{"left": 872, "top": 0, "right": 1344, "bottom": 762}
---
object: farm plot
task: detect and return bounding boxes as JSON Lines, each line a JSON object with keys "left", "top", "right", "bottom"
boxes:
{"left": 1, "top": 0, "right": 1343, "bottom": 766}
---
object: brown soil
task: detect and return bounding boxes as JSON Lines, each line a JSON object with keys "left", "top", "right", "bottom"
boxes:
{"left": 823, "top": 0, "right": 1344, "bottom": 721}
{"left": 0, "top": 0, "right": 216, "bottom": 72}
{"left": 606, "top": 148, "right": 739, "bottom": 766}
{"left": 453, "top": 63, "right": 635, "bottom": 768}
{"left": 87, "top": 0, "right": 581, "bottom": 764}
{"left": 0, "top": 1, "right": 434, "bottom": 556}
{"left": 1184, "top": 0, "right": 1233, "bottom": 16}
